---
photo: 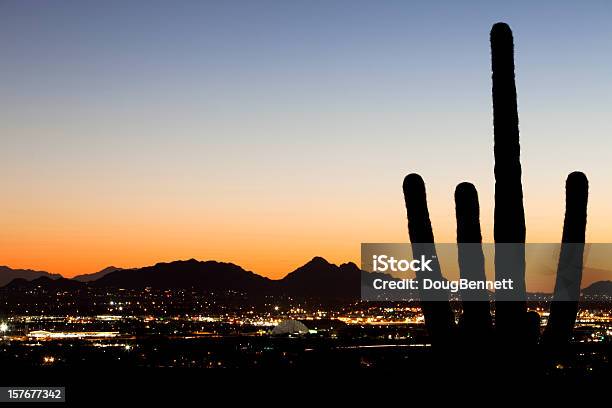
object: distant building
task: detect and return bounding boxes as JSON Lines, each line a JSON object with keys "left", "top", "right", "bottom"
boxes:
{"left": 270, "top": 319, "right": 309, "bottom": 336}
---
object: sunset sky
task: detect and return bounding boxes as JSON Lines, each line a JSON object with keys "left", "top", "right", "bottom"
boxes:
{"left": 1, "top": 1, "right": 612, "bottom": 279}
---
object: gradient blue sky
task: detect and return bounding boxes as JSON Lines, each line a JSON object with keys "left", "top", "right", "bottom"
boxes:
{"left": 1, "top": 1, "right": 611, "bottom": 277}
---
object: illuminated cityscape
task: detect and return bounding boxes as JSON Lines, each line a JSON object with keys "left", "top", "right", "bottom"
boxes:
{"left": 1, "top": 282, "right": 610, "bottom": 371}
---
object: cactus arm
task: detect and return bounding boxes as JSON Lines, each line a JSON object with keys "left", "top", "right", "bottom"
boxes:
{"left": 490, "top": 22, "right": 527, "bottom": 338}
{"left": 543, "top": 171, "right": 589, "bottom": 345}
{"left": 455, "top": 182, "right": 492, "bottom": 335}
{"left": 403, "top": 173, "right": 455, "bottom": 343}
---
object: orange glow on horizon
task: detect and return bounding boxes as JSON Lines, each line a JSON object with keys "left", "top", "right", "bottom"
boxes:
{"left": 2, "top": 203, "right": 611, "bottom": 285}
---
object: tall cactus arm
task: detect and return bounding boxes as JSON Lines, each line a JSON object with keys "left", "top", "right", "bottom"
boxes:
{"left": 543, "top": 171, "right": 589, "bottom": 345}
{"left": 403, "top": 173, "right": 455, "bottom": 344}
{"left": 455, "top": 182, "right": 492, "bottom": 335}
{"left": 491, "top": 22, "right": 527, "bottom": 338}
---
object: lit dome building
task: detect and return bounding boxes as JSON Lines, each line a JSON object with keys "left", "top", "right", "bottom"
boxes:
{"left": 270, "top": 319, "right": 309, "bottom": 336}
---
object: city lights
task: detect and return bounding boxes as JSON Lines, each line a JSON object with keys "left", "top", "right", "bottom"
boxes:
{"left": 0, "top": 284, "right": 610, "bottom": 370}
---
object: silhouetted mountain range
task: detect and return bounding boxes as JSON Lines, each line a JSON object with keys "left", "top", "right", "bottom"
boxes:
{"left": 92, "top": 259, "right": 274, "bottom": 293}
{"left": 0, "top": 266, "right": 61, "bottom": 287}
{"left": 278, "top": 256, "right": 362, "bottom": 298}
{"left": 0, "top": 257, "right": 373, "bottom": 299}
{"left": 73, "top": 266, "right": 124, "bottom": 282}
{"left": 91, "top": 257, "right": 371, "bottom": 299}
{"left": 1, "top": 258, "right": 611, "bottom": 300}
{"left": 582, "top": 280, "right": 612, "bottom": 297}
{"left": 5, "top": 276, "right": 84, "bottom": 291}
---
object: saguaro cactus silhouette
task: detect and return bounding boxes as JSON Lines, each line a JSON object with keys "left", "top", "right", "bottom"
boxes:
{"left": 454, "top": 182, "right": 492, "bottom": 337}
{"left": 543, "top": 172, "right": 589, "bottom": 345}
{"left": 402, "top": 174, "right": 455, "bottom": 344}
{"left": 402, "top": 22, "right": 589, "bottom": 353}
{"left": 491, "top": 22, "right": 528, "bottom": 343}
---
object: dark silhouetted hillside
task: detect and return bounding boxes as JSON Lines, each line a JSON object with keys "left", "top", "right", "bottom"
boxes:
{"left": 582, "top": 280, "right": 612, "bottom": 297}
{"left": 92, "top": 259, "right": 273, "bottom": 293}
{"left": 277, "top": 257, "right": 362, "bottom": 298}
{"left": 3, "top": 256, "right": 610, "bottom": 302}
{"left": 91, "top": 257, "right": 374, "bottom": 299}
{"left": 73, "top": 266, "right": 124, "bottom": 282}
{"left": 4, "top": 276, "right": 84, "bottom": 291}
{"left": 0, "top": 266, "right": 61, "bottom": 287}
{"left": 0, "top": 257, "right": 422, "bottom": 300}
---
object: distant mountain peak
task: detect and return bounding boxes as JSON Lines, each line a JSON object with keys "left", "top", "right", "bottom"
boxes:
{"left": 5, "top": 276, "right": 84, "bottom": 290}
{"left": 73, "top": 266, "right": 124, "bottom": 282}
{"left": 306, "top": 256, "right": 331, "bottom": 266}
{"left": 0, "top": 266, "right": 61, "bottom": 287}
{"left": 2, "top": 256, "right": 366, "bottom": 300}
{"left": 340, "top": 261, "right": 360, "bottom": 270}
{"left": 91, "top": 258, "right": 272, "bottom": 292}
{"left": 150, "top": 259, "right": 248, "bottom": 271}
{"left": 279, "top": 256, "right": 360, "bottom": 298}
{"left": 582, "top": 280, "right": 612, "bottom": 296}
